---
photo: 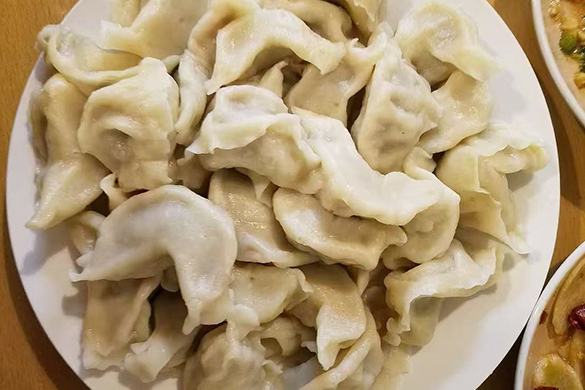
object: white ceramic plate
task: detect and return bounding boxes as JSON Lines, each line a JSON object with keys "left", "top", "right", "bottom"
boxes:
{"left": 532, "top": 0, "right": 585, "bottom": 127}
{"left": 515, "top": 241, "right": 585, "bottom": 390}
{"left": 6, "top": 0, "right": 561, "bottom": 389}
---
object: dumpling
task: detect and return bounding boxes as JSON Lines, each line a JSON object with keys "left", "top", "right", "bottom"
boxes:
{"left": 206, "top": 8, "right": 346, "bottom": 93}
{"left": 174, "top": 50, "right": 211, "bottom": 146}
{"left": 329, "top": 0, "right": 382, "bottom": 37}
{"left": 382, "top": 148, "right": 460, "bottom": 264}
{"left": 394, "top": 2, "right": 499, "bottom": 85}
{"left": 124, "top": 292, "right": 199, "bottom": 383}
{"left": 273, "top": 188, "right": 406, "bottom": 271}
{"left": 99, "top": 174, "right": 128, "bottom": 210}
{"left": 37, "top": 25, "right": 142, "bottom": 94}
{"left": 187, "top": 85, "right": 289, "bottom": 154}
{"left": 300, "top": 309, "right": 383, "bottom": 390}
{"left": 78, "top": 58, "right": 179, "bottom": 191}
{"left": 384, "top": 239, "right": 505, "bottom": 346}
{"left": 110, "top": 0, "right": 142, "bottom": 27}
{"left": 350, "top": 29, "right": 442, "bottom": 174}
{"left": 68, "top": 211, "right": 160, "bottom": 371}
{"left": 236, "top": 168, "right": 277, "bottom": 207}
{"left": 27, "top": 74, "right": 108, "bottom": 230}
{"left": 197, "top": 113, "right": 322, "bottom": 194}
{"left": 250, "top": 316, "right": 316, "bottom": 361}
{"left": 255, "top": 61, "right": 288, "bottom": 98}
{"left": 435, "top": 123, "right": 549, "bottom": 253}
{"left": 371, "top": 344, "right": 411, "bottom": 390}
{"left": 208, "top": 170, "right": 317, "bottom": 267}
{"left": 296, "top": 109, "right": 442, "bottom": 226}
{"left": 70, "top": 185, "right": 238, "bottom": 334}
{"left": 187, "top": 0, "right": 259, "bottom": 69}
{"left": 199, "top": 263, "right": 312, "bottom": 338}
{"left": 101, "top": 0, "right": 207, "bottom": 59}
{"left": 257, "top": 0, "right": 352, "bottom": 42}
{"left": 418, "top": 70, "right": 493, "bottom": 154}
{"left": 289, "top": 264, "right": 366, "bottom": 370}
{"left": 173, "top": 152, "right": 211, "bottom": 192}
{"left": 285, "top": 23, "right": 387, "bottom": 126}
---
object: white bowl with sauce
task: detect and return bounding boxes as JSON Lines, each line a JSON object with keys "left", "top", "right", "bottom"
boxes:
{"left": 515, "top": 240, "right": 585, "bottom": 390}
{"left": 533, "top": 0, "right": 585, "bottom": 127}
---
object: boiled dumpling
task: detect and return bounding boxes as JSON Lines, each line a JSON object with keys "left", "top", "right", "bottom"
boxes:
{"left": 124, "top": 292, "right": 199, "bottom": 383}
{"left": 206, "top": 8, "right": 346, "bottom": 93}
{"left": 70, "top": 185, "right": 238, "bottom": 334}
{"left": 300, "top": 308, "right": 383, "bottom": 390}
{"left": 289, "top": 264, "right": 366, "bottom": 370}
{"left": 37, "top": 25, "right": 142, "bottom": 94}
{"left": 382, "top": 148, "right": 460, "bottom": 264}
{"left": 329, "top": 0, "right": 382, "bottom": 37}
{"left": 199, "top": 263, "right": 312, "bottom": 338}
{"left": 394, "top": 2, "right": 499, "bottom": 85}
{"left": 99, "top": 174, "right": 129, "bottom": 210}
{"left": 236, "top": 168, "right": 278, "bottom": 207}
{"left": 418, "top": 71, "right": 493, "bottom": 154}
{"left": 296, "top": 108, "right": 442, "bottom": 226}
{"left": 174, "top": 50, "right": 211, "bottom": 146}
{"left": 67, "top": 211, "right": 105, "bottom": 255}
{"left": 101, "top": 0, "right": 207, "bottom": 59}
{"left": 371, "top": 344, "right": 411, "bottom": 390}
{"left": 384, "top": 239, "right": 504, "bottom": 346}
{"left": 250, "top": 316, "right": 316, "bottom": 361}
{"left": 110, "top": 0, "right": 142, "bottom": 27}
{"left": 197, "top": 113, "right": 323, "bottom": 194}
{"left": 350, "top": 29, "right": 442, "bottom": 174}
{"left": 78, "top": 58, "right": 179, "bottom": 191}
{"left": 273, "top": 188, "right": 406, "bottom": 271}
{"left": 173, "top": 152, "right": 211, "bottom": 192}
{"left": 435, "top": 123, "right": 549, "bottom": 253}
{"left": 187, "top": 85, "right": 289, "bottom": 154}
{"left": 255, "top": 61, "right": 288, "bottom": 98}
{"left": 285, "top": 23, "right": 387, "bottom": 126}
{"left": 208, "top": 170, "right": 317, "bottom": 267}
{"left": 258, "top": 0, "right": 352, "bottom": 42}
{"left": 27, "top": 74, "right": 108, "bottom": 229}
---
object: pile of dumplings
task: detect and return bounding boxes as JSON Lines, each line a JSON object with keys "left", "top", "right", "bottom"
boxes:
{"left": 27, "top": 0, "right": 549, "bottom": 388}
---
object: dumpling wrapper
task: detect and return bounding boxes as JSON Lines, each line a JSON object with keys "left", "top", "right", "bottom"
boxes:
{"left": 273, "top": 188, "right": 406, "bottom": 271}
{"left": 418, "top": 70, "right": 493, "bottom": 154}
{"left": 70, "top": 185, "right": 238, "bottom": 334}
{"left": 78, "top": 58, "right": 179, "bottom": 191}
{"left": 101, "top": 0, "right": 207, "bottom": 59}
{"left": 295, "top": 108, "right": 442, "bottom": 226}
{"left": 208, "top": 170, "right": 317, "bottom": 267}
{"left": 285, "top": 23, "right": 387, "bottom": 126}
{"left": 394, "top": 1, "right": 499, "bottom": 85}
{"left": 99, "top": 173, "right": 129, "bottom": 211}
{"left": 435, "top": 123, "right": 549, "bottom": 253}
{"left": 236, "top": 168, "right": 278, "bottom": 207}
{"left": 289, "top": 264, "right": 366, "bottom": 370}
{"left": 329, "top": 0, "right": 382, "bottom": 37}
{"left": 206, "top": 8, "right": 346, "bottom": 93}
{"left": 124, "top": 291, "right": 199, "bottom": 383}
{"left": 27, "top": 74, "right": 108, "bottom": 230}
{"left": 350, "top": 25, "right": 442, "bottom": 174}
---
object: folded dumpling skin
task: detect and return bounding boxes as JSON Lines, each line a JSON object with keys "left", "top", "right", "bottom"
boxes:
{"left": 27, "top": 74, "right": 108, "bottom": 229}
{"left": 70, "top": 185, "right": 238, "bottom": 334}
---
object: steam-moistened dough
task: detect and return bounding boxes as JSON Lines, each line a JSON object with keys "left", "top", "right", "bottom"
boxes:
{"left": 296, "top": 109, "right": 442, "bottom": 226}
{"left": 124, "top": 292, "right": 199, "bottom": 383}
{"left": 329, "top": 0, "right": 382, "bottom": 37}
{"left": 236, "top": 168, "right": 278, "bottom": 207}
{"left": 187, "top": 85, "right": 289, "bottom": 154}
{"left": 70, "top": 185, "right": 238, "bottom": 334}
{"left": 436, "top": 123, "right": 548, "bottom": 253}
{"left": 208, "top": 170, "right": 317, "bottom": 267}
{"left": 198, "top": 113, "right": 322, "bottom": 194}
{"left": 206, "top": 8, "right": 346, "bottom": 93}
{"left": 285, "top": 23, "right": 387, "bottom": 126}
{"left": 175, "top": 50, "right": 211, "bottom": 146}
{"left": 372, "top": 344, "right": 411, "bottom": 390}
{"left": 395, "top": 2, "right": 499, "bottom": 84}
{"left": 383, "top": 148, "right": 460, "bottom": 264}
{"left": 27, "top": 75, "right": 108, "bottom": 229}
{"left": 78, "top": 59, "right": 179, "bottom": 191}
{"left": 37, "top": 25, "right": 142, "bottom": 94}
{"left": 102, "top": 0, "right": 207, "bottom": 59}
{"left": 289, "top": 264, "right": 366, "bottom": 370}
{"left": 273, "top": 188, "right": 406, "bottom": 270}
{"left": 351, "top": 28, "right": 442, "bottom": 174}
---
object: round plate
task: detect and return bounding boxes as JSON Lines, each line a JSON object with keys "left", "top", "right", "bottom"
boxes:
{"left": 515, "top": 241, "right": 585, "bottom": 390}
{"left": 6, "top": 0, "right": 560, "bottom": 389}
{"left": 532, "top": 0, "right": 585, "bottom": 127}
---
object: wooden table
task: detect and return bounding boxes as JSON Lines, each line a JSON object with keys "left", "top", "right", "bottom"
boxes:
{"left": 1, "top": 0, "right": 584, "bottom": 388}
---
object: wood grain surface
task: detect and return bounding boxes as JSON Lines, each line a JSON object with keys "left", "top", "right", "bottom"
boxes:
{"left": 0, "top": 0, "right": 583, "bottom": 389}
